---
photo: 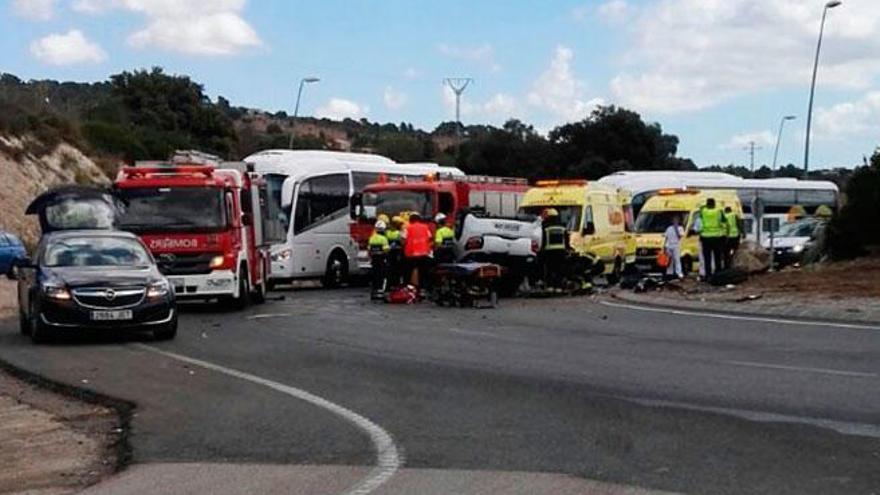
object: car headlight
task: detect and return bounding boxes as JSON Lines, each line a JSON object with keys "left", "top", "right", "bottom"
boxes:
{"left": 209, "top": 255, "right": 225, "bottom": 269}
{"left": 44, "top": 285, "right": 71, "bottom": 300}
{"left": 791, "top": 244, "right": 805, "bottom": 254}
{"left": 147, "top": 280, "right": 170, "bottom": 298}
{"left": 272, "top": 248, "right": 292, "bottom": 262}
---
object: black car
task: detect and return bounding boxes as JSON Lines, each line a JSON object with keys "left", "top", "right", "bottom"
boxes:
{"left": 14, "top": 230, "right": 177, "bottom": 343}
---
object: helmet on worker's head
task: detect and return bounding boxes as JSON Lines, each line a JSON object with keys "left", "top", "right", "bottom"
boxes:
{"left": 375, "top": 220, "right": 387, "bottom": 232}
{"left": 434, "top": 213, "right": 447, "bottom": 225}
{"left": 377, "top": 214, "right": 390, "bottom": 224}
{"left": 391, "top": 215, "right": 404, "bottom": 227}
{"left": 409, "top": 211, "right": 421, "bottom": 221}
{"left": 543, "top": 208, "right": 559, "bottom": 219}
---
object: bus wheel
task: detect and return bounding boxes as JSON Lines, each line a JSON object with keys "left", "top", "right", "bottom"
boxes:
{"left": 322, "top": 252, "right": 348, "bottom": 289}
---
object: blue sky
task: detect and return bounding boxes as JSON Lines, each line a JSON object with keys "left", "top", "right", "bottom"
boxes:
{"left": 3, "top": 0, "right": 879, "bottom": 169}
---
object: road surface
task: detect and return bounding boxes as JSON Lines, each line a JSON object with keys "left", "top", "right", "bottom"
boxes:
{"left": 0, "top": 288, "right": 878, "bottom": 494}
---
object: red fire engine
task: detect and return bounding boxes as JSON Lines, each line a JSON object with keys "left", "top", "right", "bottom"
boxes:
{"left": 349, "top": 174, "right": 529, "bottom": 270}
{"left": 114, "top": 151, "right": 276, "bottom": 308}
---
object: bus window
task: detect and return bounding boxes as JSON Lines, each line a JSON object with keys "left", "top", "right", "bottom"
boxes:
{"left": 743, "top": 218, "right": 755, "bottom": 236}
{"left": 353, "top": 172, "right": 381, "bottom": 192}
{"left": 763, "top": 217, "right": 780, "bottom": 234}
{"left": 293, "top": 174, "right": 349, "bottom": 234}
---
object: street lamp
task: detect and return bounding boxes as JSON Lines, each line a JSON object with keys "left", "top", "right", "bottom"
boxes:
{"left": 289, "top": 77, "right": 320, "bottom": 149}
{"left": 803, "top": 0, "right": 842, "bottom": 175}
{"left": 772, "top": 115, "right": 797, "bottom": 172}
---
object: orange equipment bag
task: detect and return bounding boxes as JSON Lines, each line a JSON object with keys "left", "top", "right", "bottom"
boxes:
{"left": 656, "top": 251, "right": 669, "bottom": 268}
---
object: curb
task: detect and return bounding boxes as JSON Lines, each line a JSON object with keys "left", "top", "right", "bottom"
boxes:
{"left": 606, "top": 291, "right": 880, "bottom": 328}
{"left": 0, "top": 357, "right": 135, "bottom": 472}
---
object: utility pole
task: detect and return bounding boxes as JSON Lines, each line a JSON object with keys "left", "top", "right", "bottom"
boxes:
{"left": 443, "top": 77, "right": 473, "bottom": 164}
{"left": 743, "top": 141, "right": 762, "bottom": 173}
{"left": 804, "top": 0, "right": 842, "bottom": 174}
{"left": 289, "top": 77, "right": 320, "bottom": 149}
{"left": 772, "top": 115, "right": 797, "bottom": 172}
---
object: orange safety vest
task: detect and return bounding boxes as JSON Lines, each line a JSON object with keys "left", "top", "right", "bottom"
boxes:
{"left": 404, "top": 222, "right": 432, "bottom": 257}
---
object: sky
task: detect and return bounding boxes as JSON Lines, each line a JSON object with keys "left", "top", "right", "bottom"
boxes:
{"left": 2, "top": 0, "right": 879, "bottom": 169}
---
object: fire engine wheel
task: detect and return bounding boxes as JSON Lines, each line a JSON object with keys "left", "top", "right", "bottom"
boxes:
{"left": 229, "top": 266, "right": 251, "bottom": 310}
{"left": 251, "top": 263, "right": 267, "bottom": 304}
{"left": 322, "top": 252, "right": 348, "bottom": 289}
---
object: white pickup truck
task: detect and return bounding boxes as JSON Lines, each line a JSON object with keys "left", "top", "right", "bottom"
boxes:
{"left": 454, "top": 209, "right": 542, "bottom": 292}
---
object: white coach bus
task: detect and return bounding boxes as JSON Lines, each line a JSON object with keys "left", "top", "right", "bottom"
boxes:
{"left": 245, "top": 150, "right": 463, "bottom": 287}
{"left": 597, "top": 171, "right": 839, "bottom": 241}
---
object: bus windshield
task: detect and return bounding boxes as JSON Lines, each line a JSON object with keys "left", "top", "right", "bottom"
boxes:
{"left": 635, "top": 211, "right": 690, "bottom": 234}
{"left": 117, "top": 187, "right": 227, "bottom": 233}
{"left": 364, "top": 190, "right": 432, "bottom": 218}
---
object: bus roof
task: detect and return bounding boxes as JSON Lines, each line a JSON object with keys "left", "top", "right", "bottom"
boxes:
{"left": 597, "top": 170, "right": 838, "bottom": 194}
{"left": 244, "top": 150, "right": 464, "bottom": 179}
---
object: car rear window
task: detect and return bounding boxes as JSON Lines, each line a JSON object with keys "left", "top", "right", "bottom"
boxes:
{"left": 44, "top": 237, "right": 152, "bottom": 267}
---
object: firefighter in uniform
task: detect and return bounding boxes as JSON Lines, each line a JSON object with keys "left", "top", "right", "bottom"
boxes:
{"left": 433, "top": 213, "right": 456, "bottom": 264}
{"left": 723, "top": 206, "right": 741, "bottom": 270}
{"left": 541, "top": 208, "right": 568, "bottom": 290}
{"left": 698, "top": 198, "right": 727, "bottom": 278}
{"left": 368, "top": 220, "right": 390, "bottom": 300}
{"left": 403, "top": 212, "right": 433, "bottom": 291}
{"left": 386, "top": 216, "right": 404, "bottom": 287}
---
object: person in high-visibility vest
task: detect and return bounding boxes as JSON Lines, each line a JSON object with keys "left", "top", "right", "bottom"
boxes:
{"left": 386, "top": 216, "right": 404, "bottom": 287}
{"left": 541, "top": 208, "right": 568, "bottom": 290}
{"left": 403, "top": 212, "right": 433, "bottom": 291}
{"left": 698, "top": 198, "right": 727, "bottom": 279}
{"left": 723, "top": 206, "right": 742, "bottom": 270}
{"left": 368, "top": 220, "right": 390, "bottom": 300}
{"left": 433, "top": 213, "right": 456, "bottom": 264}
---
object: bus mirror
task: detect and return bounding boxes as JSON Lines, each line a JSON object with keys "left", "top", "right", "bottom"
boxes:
{"left": 349, "top": 193, "right": 363, "bottom": 219}
{"left": 280, "top": 177, "right": 295, "bottom": 210}
{"left": 363, "top": 205, "right": 377, "bottom": 220}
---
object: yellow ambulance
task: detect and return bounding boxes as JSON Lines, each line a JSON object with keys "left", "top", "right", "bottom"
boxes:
{"left": 633, "top": 188, "right": 742, "bottom": 273}
{"left": 519, "top": 180, "right": 636, "bottom": 280}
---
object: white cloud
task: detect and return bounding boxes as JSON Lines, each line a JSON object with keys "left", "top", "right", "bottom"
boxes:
{"left": 597, "top": 0, "right": 634, "bottom": 24}
{"left": 316, "top": 98, "right": 367, "bottom": 121}
{"left": 30, "top": 30, "right": 107, "bottom": 65}
{"left": 482, "top": 93, "right": 519, "bottom": 118}
{"left": 527, "top": 46, "right": 603, "bottom": 122}
{"left": 383, "top": 86, "right": 408, "bottom": 111}
{"left": 73, "top": 0, "right": 261, "bottom": 55}
{"left": 441, "top": 86, "right": 521, "bottom": 121}
{"left": 815, "top": 91, "right": 880, "bottom": 139}
{"left": 724, "top": 130, "right": 775, "bottom": 150}
{"left": 609, "top": 0, "right": 880, "bottom": 114}
{"left": 12, "top": 0, "right": 56, "bottom": 20}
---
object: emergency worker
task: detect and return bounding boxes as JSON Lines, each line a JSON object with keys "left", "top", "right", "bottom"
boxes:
{"left": 698, "top": 198, "right": 727, "bottom": 278}
{"left": 433, "top": 213, "right": 456, "bottom": 264}
{"left": 541, "top": 208, "right": 568, "bottom": 290}
{"left": 723, "top": 206, "right": 742, "bottom": 269}
{"left": 386, "top": 216, "right": 404, "bottom": 287}
{"left": 403, "top": 212, "right": 433, "bottom": 291}
{"left": 368, "top": 220, "right": 390, "bottom": 299}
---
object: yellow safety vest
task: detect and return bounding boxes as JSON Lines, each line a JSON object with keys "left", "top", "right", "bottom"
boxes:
{"left": 724, "top": 211, "right": 739, "bottom": 238}
{"left": 699, "top": 207, "right": 725, "bottom": 238}
{"left": 435, "top": 226, "right": 455, "bottom": 248}
{"left": 368, "top": 233, "right": 390, "bottom": 255}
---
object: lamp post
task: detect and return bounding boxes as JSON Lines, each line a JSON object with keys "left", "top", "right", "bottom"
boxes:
{"left": 772, "top": 115, "right": 797, "bottom": 172}
{"left": 289, "top": 77, "right": 320, "bottom": 149}
{"left": 803, "top": 0, "right": 842, "bottom": 175}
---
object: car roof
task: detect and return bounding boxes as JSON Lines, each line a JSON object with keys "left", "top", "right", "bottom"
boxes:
{"left": 43, "top": 230, "right": 140, "bottom": 242}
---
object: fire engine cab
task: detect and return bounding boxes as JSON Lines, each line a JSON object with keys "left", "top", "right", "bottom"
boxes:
{"left": 114, "top": 151, "right": 277, "bottom": 308}
{"left": 350, "top": 174, "right": 529, "bottom": 270}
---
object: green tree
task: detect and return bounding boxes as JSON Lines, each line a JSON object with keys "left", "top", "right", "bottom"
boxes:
{"left": 827, "top": 149, "right": 880, "bottom": 259}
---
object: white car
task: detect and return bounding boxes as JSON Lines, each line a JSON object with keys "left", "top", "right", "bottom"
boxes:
{"left": 761, "top": 219, "right": 825, "bottom": 266}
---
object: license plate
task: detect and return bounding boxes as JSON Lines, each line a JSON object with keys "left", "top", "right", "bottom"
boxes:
{"left": 91, "top": 310, "right": 133, "bottom": 321}
{"left": 168, "top": 277, "right": 185, "bottom": 292}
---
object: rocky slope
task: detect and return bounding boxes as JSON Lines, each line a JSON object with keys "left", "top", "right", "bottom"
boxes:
{"left": 0, "top": 134, "right": 109, "bottom": 248}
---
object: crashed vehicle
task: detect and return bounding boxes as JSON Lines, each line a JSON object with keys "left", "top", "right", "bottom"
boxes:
{"left": 14, "top": 186, "right": 177, "bottom": 343}
{"left": 761, "top": 217, "right": 827, "bottom": 267}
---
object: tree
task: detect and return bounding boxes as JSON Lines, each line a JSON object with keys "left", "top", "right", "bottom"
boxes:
{"left": 827, "top": 148, "right": 880, "bottom": 259}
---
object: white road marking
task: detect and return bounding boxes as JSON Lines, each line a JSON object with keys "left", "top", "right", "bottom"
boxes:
{"left": 135, "top": 344, "right": 402, "bottom": 495}
{"left": 600, "top": 300, "right": 880, "bottom": 331}
{"left": 725, "top": 360, "right": 878, "bottom": 378}
{"left": 245, "top": 313, "right": 292, "bottom": 320}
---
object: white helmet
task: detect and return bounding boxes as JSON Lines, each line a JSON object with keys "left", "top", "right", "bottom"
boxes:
{"left": 434, "top": 213, "right": 447, "bottom": 224}
{"left": 375, "top": 220, "right": 387, "bottom": 232}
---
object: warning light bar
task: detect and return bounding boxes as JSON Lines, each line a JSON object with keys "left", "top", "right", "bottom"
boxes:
{"left": 535, "top": 179, "right": 589, "bottom": 187}
{"left": 657, "top": 187, "right": 699, "bottom": 195}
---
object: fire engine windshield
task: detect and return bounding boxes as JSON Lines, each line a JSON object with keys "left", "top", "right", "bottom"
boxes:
{"left": 117, "top": 187, "right": 227, "bottom": 232}
{"left": 364, "top": 190, "right": 432, "bottom": 218}
{"left": 634, "top": 211, "right": 690, "bottom": 234}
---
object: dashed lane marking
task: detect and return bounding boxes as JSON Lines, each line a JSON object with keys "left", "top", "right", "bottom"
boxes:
{"left": 245, "top": 313, "right": 292, "bottom": 320}
{"left": 135, "top": 344, "right": 402, "bottom": 495}
{"left": 600, "top": 300, "right": 880, "bottom": 331}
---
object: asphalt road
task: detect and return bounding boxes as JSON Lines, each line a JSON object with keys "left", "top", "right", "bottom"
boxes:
{"left": 0, "top": 288, "right": 878, "bottom": 495}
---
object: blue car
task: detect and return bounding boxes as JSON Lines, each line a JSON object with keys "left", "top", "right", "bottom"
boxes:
{"left": 0, "top": 231, "right": 27, "bottom": 277}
